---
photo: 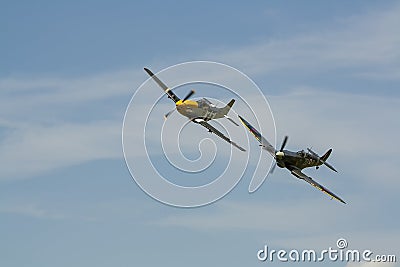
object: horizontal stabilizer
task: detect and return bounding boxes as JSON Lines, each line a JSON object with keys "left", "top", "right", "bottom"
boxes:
{"left": 224, "top": 115, "right": 239, "bottom": 126}
{"left": 220, "top": 99, "right": 235, "bottom": 116}
{"left": 321, "top": 149, "right": 337, "bottom": 172}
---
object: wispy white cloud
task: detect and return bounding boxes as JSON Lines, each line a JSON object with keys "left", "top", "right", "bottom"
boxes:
{"left": 156, "top": 200, "right": 338, "bottom": 232}
{"left": 0, "top": 68, "right": 144, "bottom": 179}
{"left": 155, "top": 198, "right": 399, "bottom": 253}
{"left": 0, "top": 196, "right": 155, "bottom": 222}
{"left": 211, "top": 3, "right": 400, "bottom": 79}
{"left": 0, "top": 201, "right": 72, "bottom": 220}
{"left": 0, "top": 69, "right": 139, "bottom": 104}
{"left": 0, "top": 121, "right": 121, "bottom": 179}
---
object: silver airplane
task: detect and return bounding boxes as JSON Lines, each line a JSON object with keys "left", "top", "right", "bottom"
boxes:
{"left": 238, "top": 115, "right": 346, "bottom": 204}
{"left": 144, "top": 68, "right": 245, "bottom": 151}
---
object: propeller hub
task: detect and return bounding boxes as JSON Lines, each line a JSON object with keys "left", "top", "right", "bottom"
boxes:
{"left": 276, "top": 151, "right": 284, "bottom": 158}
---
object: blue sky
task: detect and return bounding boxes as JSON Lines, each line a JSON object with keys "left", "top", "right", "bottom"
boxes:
{"left": 1, "top": 1, "right": 399, "bottom": 266}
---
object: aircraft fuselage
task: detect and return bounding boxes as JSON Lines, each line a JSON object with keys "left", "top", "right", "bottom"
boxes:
{"left": 176, "top": 98, "right": 227, "bottom": 120}
{"left": 276, "top": 150, "right": 322, "bottom": 171}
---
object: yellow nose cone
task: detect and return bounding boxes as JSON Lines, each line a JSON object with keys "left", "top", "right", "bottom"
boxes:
{"left": 276, "top": 151, "right": 284, "bottom": 158}
{"left": 176, "top": 100, "right": 198, "bottom": 107}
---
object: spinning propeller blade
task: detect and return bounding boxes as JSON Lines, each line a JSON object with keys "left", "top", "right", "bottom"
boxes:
{"left": 271, "top": 136, "right": 289, "bottom": 174}
{"left": 182, "top": 90, "right": 195, "bottom": 102}
{"left": 275, "top": 136, "right": 288, "bottom": 159}
{"left": 164, "top": 109, "right": 176, "bottom": 119}
{"left": 280, "top": 136, "right": 288, "bottom": 152}
{"left": 269, "top": 162, "right": 277, "bottom": 175}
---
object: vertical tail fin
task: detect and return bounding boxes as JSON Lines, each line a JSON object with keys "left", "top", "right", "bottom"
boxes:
{"left": 320, "top": 149, "right": 332, "bottom": 162}
{"left": 222, "top": 99, "right": 235, "bottom": 115}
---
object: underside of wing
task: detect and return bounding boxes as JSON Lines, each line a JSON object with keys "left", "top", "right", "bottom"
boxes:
{"left": 195, "top": 120, "right": 246, "bottom": 152}
{"left": 144, "top": 68, "right": 180, "bottom": 103}
{"left": 291, "top": 168, "right": 346, "bottom": 204}
{"left": 238, "top": 115, "right": 275, "bottom": 156}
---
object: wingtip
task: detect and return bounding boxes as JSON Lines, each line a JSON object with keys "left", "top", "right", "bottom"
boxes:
{"left": 326, "top": 163, "right": 338, "bottom": 173}
{"left": 237, "top": 115, "right": 246, "bottom": 125}
{"left": 336, "top": 197, "right": 346, "bottom": 204}
{"left": 233, "top": 142, "right": 246, "bottom": 152}
{"left": 143, "top": 67, "right": 154, "bottom": 76}
{"left": 331, "top": 196, "right": 346, "bottom": 204}
{"left": 227, "top": 99, "right": 235, "bottom": 108}
{"left": 224, "top": 115, "right": 240, "bottom": 126}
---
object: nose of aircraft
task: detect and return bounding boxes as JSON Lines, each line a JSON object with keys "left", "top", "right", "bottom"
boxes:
{"left": 276, "top": 151, "right": 284, "bottom": 158}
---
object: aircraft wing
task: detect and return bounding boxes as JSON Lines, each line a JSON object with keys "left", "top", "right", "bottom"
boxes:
{"left": 195, "top": 120, "right": 246, "bottom": 152}
{"left": 291, "top": 168, "right": 346, "bottom": 204}
{"left": 238, "top": 115, "right": 275, "bottom": 157}
{"left": 144, "top": 68, "right": 180, "bottom": 103}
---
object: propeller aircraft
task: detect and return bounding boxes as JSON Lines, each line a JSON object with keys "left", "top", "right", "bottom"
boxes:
{"left": 144, "top": 68, "right": 245, "bottom": 151}
{"left": 238, "top": 115, "right": 346, "bottom": 204}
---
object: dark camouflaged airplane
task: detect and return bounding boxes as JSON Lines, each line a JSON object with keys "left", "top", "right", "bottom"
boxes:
{"left": 238, "top": 115, "right": 346, "bottom": 204}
